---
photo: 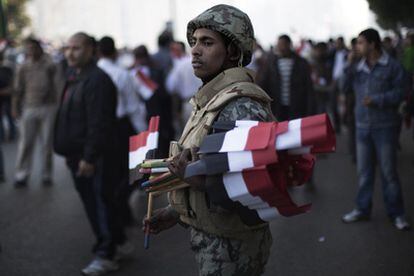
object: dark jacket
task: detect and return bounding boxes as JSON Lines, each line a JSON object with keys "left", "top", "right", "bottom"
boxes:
{"left": 54, "top": 62, "right": 118, "bottom": 163}
{"left": 257, "top": 51, "right": 315, "bottom": 120}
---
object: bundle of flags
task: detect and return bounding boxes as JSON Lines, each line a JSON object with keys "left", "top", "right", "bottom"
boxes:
{"left": 131, "top": 113, "right": 335, "bottom": 247}
{"left": 183, "top": 113, "right": 336, "bottom": 224}
{"left": 129, "top": 116, "right": 160, "bottom": 184}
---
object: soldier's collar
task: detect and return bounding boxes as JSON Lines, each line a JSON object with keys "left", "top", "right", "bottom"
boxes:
{"left": 192, "top": 67, "right": 255, "bottom": 109}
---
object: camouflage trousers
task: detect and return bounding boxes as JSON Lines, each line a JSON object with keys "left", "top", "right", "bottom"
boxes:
{"left": 190, "top": 227, "right": 272, "bottom": 276}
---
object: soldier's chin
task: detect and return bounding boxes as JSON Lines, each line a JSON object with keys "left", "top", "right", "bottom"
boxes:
{"left": 193, "top": 68, "right": 204, "bottom": 79}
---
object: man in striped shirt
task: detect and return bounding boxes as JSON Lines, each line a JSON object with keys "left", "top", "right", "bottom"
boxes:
{"left": 257, "top": 34, "right": 315, "bottom": 121}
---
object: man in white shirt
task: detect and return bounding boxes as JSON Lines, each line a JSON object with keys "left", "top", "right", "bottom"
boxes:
{"left": 166, "top": 50, "right": 202, "bottom": 131}
{"left": 97, "top": 36, "right": 146, "bottom": 227}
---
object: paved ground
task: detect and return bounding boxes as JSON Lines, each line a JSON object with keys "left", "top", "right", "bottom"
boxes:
{"left": 0, "top": 128, "right": 413, "bottom": 276}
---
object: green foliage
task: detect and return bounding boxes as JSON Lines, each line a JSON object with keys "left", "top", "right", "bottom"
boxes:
{"left": 367, "top": 0, "right": 414, "bottom": 30}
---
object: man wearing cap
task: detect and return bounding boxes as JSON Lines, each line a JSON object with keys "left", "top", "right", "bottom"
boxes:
{"left": 144, "top": 5, "right": 275, "bottom": 276}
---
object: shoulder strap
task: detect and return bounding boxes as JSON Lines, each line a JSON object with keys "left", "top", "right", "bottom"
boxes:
{"left": 205, "top": 81, "right": 273, "bottom": 112}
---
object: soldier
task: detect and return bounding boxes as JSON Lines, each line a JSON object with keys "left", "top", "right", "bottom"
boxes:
{"left": 144, "top": 5, "right": 275, "bottom": 275}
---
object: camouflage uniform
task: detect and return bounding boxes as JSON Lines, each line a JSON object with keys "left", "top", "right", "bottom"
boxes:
{"left": 191, "top": 227, "right": 272, "bottom": 276}
{"left": 191, "top": 97, "right": 274, "bottom": 276}
{"left": 170, "top": 5, "right": 275, "bottom": 275}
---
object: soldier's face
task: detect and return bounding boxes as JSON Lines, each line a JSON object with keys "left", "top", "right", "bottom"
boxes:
{"left": 65, "top": 35, "right": 93, "bottom": 68}
{"left": 190, "top": 28, "right": 227, "bottom": 83}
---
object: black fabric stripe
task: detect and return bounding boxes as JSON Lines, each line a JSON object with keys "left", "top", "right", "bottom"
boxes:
{"left": 198, "top": 132, "right": 226, "bottom": 154}
{"left": 204, "top": 173, "right": 265, "bottom": 226}
{"left": 185, "top": 153, "right": 230, "bottom": 178}
{"left": 204, "top": 153, "right": 230, "bottom": 175}
{"left": 211, "top": 121, "right": 236, "bottom": 131}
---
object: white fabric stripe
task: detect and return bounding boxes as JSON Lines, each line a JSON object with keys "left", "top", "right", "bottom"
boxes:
{"left": 128, "top": 132, "right": 159, "bottom": 169}
{"left": 227, "top": 151, "right": 254, "bottom": 172}
{"left": 148, "top": 167, "right": 169, "bottom": 173}
{"left": 219, "top": 126, "right": 251, "bottom": 152}
{"left": 248, "top": 202, "right": 271, "bottom": 209}
{"left": 256, "top": 207, "right": 281, "bottom": 221}
{"left": 235, "top": 120, "right": 259, "bottom": 128}
{"left": 223, "top": 172, "right": 280, "bottom": 222}
{"left": 275, "top": 119, "right": 302, "bottom": 150}
{"left": 288, "top": 146, "right": 311, "bottom": 155}
{"left": 223, "top": 173, "right": 262, "bottom": 206}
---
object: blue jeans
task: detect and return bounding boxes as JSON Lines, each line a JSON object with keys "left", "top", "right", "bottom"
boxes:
{"left": 355, "top": 127, "right": 405, "bottom": 218}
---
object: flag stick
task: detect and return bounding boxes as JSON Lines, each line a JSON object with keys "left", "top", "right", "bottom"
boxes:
{"left": 144, "top": 192, "right": 154, "bottom": 249}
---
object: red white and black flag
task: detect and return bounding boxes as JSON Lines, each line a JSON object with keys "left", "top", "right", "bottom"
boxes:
{"left": 209, "top": 113, "right": 335, "bottom": 155}
{"left": 185, "top": 122, "right": 278, "bottom": 178}
{"left": 185, "top": 113, "right": 335, "bottom": 223}
{"left": 129, "top": 116, "right": 160, "bottom": 184}
{"left": 204, "top": 164, "right": 312, "bottom": 225}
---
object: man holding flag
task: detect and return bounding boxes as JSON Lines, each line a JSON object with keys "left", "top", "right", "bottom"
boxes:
{"left": 144, "top": 5, "right": 276, "bottom": 275}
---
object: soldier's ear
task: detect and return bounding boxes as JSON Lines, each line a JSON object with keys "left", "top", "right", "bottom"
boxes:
{"left": 227, "top": 42, "right": 241, "bottom": 63}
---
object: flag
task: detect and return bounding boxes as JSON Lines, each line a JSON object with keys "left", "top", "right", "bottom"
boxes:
{"left": 209, "top": 113, "right": 335, "bottom": 155}
{"left": 185, "top": 123, "right": 278, "bottom": 178}
{"left": 183, "top": 113, "right": 335, "bottom": 224}
{"left": 129, "top": 116, "right": 160, "bottom": 184}
{"left": 136, "top": 70, "right": 159, "bottom": 91}
{"left": 205, "top": 164, "right": 311, "bottom": 225}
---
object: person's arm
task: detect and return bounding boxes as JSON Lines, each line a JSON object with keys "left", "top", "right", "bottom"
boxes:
{"left": 368, "top": 62, "right": 404, "bottom": 108}
{"left": 82, "top": 73, "right": 116, "bottom": 164}
{"left": 12, "top": 65, "right": 25, "bottom": 118}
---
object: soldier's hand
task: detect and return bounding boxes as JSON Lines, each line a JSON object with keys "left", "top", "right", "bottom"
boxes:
{"left": 142, "top": 206, "right": 180, "bottom": 234}
{"left": 77, "top": 160, "right": 95, "bottom": 177}
{"left": 168, "top": 147, "right": 206, "bottom": 191}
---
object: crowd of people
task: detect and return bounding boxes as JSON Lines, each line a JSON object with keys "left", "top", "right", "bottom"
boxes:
{"left": 0, "top": 3, "right": 413, "bottom": 275}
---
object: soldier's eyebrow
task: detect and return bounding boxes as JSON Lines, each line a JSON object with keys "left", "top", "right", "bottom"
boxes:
{"left": 193, "top": 34, "right": 216, "bottom": 42}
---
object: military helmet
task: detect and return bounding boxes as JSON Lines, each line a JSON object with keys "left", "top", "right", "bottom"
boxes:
{"left": 187, "top": 4, "right": 255, "bottom": 66}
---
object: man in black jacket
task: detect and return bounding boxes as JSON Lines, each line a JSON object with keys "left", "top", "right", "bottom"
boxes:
{"left": 257, "top": 34, "right": 315, "bottom": 121}
{"left": 54, "top": 32, "right": 125, "bottom": 276}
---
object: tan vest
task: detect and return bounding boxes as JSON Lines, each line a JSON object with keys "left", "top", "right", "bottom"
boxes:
{"left": 169, "top": 67, "right": 274, "bottom": 239}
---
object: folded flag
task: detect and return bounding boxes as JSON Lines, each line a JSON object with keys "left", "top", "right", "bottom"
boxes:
{"left": 185, "top": 123, "right": 278, "bottom": 178}
{"left": 183, "top": 113, "right": 335, "bottom": 224}
{"left": 129, "top": 116, "right": 160, "bottom": 184}
{"left": 275, "top": 113, "right": 336, "bottom": 154}
{"left": 187, "top": 113, "right": 335, "bottom": 178}
{"left": 207, "top": 113, "right": 335, "bottom": 155}
{"left": 204, "top": 163, "right": 312, "bottom": 225}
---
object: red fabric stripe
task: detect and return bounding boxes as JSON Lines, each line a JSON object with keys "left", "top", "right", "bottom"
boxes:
{"left": 251, "top": 123, "right": 278, "bottom": 167}
{"left": 276, "top": 121, "right": 289, "bottom": 135}
{"left": 301, "top": 113, "right": 336, "bottom": 153}
{"left": 129, "top": 131, "right": 150, "bottom": 152}
{"left": 241, "top": 163, "right": 312, "bottom": 217}
{"left": 129, "top": 116, "right": 160, "bottom": 152}
{"left": 148, "top": 116, "right": 160, "bottom": 132}
{"left": 245, "top": 124, "right": 272, "bottom": 151}
{"left": 137, "top": 70, "right": 159, "bottom": 91}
